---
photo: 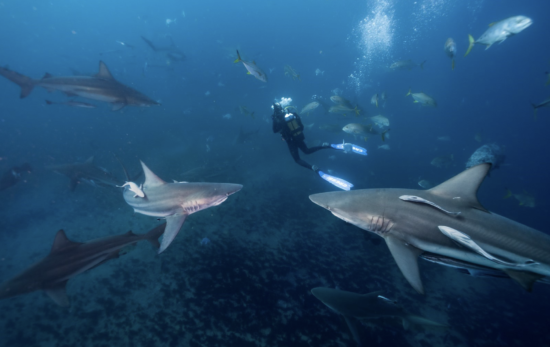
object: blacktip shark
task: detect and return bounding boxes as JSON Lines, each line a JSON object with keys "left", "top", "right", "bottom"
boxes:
{"left": 530, "top": 96, "right": 550, "bottom": 119}
{"left": 47, "top": 156, "right": 121, "bottom": 191}
{"left": 311, "top": 287, "right": 446, "bottom": 346}
{"left": 122, "top": 161, "right": 242, "bottom": 254}
{"left": 141, "top": 36, "right": 186, "bottom": 63}
{"left": 0, "top": 61, "right": 159, "bottom": 111}
{"left": 0, "top": 163, "right": 32, "bottom": 191}
{"left": 310, "top": 164, "right": 550, "bottom": 294}
{"left": 0, "top": 223, "right": 166, "bottom": 307}
{"left": 234, "top": 127, "right": 260, "bottom": 145}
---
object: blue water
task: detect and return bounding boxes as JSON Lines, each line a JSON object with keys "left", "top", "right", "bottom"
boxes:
{"left": 1, "top": 0, "right": 549, "bottom": 346}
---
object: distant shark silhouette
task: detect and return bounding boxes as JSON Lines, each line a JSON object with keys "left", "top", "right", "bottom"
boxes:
{"left": 141, "top": 36, "right": 186, "bottom": 63}
{"left": 122, "top": 161, "right": 242, "bottom": 254}
{"left": 312, "top": 287, "right": 447, "bottom": 346}
{"left": 0, "top": 163, "right": 32, "bottom": 191}
{"left": 47, "top": 156, "right": 121, "bottom": 191}
{"left": 234, "top": 127, "right": 259, "bottom": 145}
{"left": 0, "top": 223, "right": 166, "bottom": 307}
{"left": 0, "top": 61, "right": 159, "bottom": 111}
{"left": 310, "top": 164, "right": 550, "bottom": 294}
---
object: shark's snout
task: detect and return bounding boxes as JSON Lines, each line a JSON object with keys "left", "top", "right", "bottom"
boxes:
{"left": 309, "top": 192, "right": 334, "bottom": 210}
{"left": 226, "top": 184, "right": 243, "bottom": 196}
{"left": 207, "top": 184, "right": 243, "bottom": 207}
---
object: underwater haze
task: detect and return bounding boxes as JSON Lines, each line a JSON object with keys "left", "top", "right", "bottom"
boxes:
{"left": 1, "top": 0, "right": 550, "bottom": 346}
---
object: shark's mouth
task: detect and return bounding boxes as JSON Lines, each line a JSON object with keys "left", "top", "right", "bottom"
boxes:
{"left": 333, "top": 211, "right": 393, "bottom": 236}
{"left": 211, "top": 196, "right": 228, "bottom": 207}
{"left": 181, "top": 196, "right": 229, "bottom": 214}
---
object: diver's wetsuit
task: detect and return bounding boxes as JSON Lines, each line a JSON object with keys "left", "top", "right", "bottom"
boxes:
{"left": 272, "top": 104, "right": 331, "bottom": 172}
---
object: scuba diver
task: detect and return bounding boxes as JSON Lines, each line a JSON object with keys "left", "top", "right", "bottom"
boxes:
{"left": 272, "top": 102, "right": 366, "bottom": 190}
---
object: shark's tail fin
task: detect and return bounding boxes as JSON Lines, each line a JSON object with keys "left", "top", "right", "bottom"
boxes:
{"left": 145, "top": 223, "right": 167, "bottom": 249}
{"left": 141, "top": 36, "right": 158, "bottom": 52}
{"left": 0, "top": 66, "right": 35, "bottom": 98}
{"left": 402, "top": 314, "right": 448, "bottom": 330}
{"left": 420, "top": 60, "right": 427, "bottom": 70}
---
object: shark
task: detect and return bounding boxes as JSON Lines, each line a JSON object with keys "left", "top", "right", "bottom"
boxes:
{"left": 530, "top": 96, "right": 550, "bottom": 119}
{"left": 47, "top": 156, "right": 121, "bottom": 191}
{"left": 309, "top": 164, "right": 550, "bottom": 294}
{"left": 122, "top": 161, "right": 242, "bottom": 254}
{"left": 311, "top": 287, "right": 446, "bottom": 346}
{"left": 0, "top": 163, "right": 32, "bottom": 191}
{"left": 234, "top": 127, "right": 260, "bottom": 145}
{"left": 141, "top": 36, "right": 186, "bottom": 63}
{"left": 0, "top": 61, "right": 159, "bottom": 111}
{"left": 0, "top": 223, "right": 166, "bottom": 307}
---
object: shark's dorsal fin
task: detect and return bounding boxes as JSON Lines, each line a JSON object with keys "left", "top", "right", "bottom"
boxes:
{"left": 96, "top": 61, "right": 115, "bottom": 79}
{"left": 428, "top": 163, "right": 490, "bottom": 212}
{"left": 42, "top": 73, "right": 53, "bottom": 79}
{"left": 51, "top": 230, "right": 81, "bottom": 254}
{"left": 140, "top": 161, "right": 166, "bottom": 188}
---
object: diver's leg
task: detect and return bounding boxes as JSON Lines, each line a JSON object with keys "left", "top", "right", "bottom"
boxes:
{"left": 297, "top": 141, "right": 332, "bottom": 155}
{"left": 287, "top": 141, "right": 316, "bottom": 171}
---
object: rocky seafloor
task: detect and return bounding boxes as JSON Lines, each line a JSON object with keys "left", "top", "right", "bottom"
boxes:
{"left": 0, "top": 158, "right": 549, "bottom": 347}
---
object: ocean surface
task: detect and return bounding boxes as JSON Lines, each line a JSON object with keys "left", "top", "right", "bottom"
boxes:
{"left": 1, "top": 0, "right": 549, "bottom": 346}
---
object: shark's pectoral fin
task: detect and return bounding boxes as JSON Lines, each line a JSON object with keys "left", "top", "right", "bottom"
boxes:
{"left": 385, "top": 236, "right": 424, "bottom": 294}
{"left": 112, "top": 103, "right": 126, "bottom": 111}
{"left": 403, "top": 314, "right": 448, "bottom": 330}
{"left": 342, "top": 315, "right": 364, "bottom": 346}
{"left": 159, "top": 214, "right": 188, "bottom": 254}
{"left": 503, "top": 269, "right": 542, "bottom": 292}
{"left": 399, "top": 195, "right": 461, "bottom": 216}
{"left": 45, "top": 281, "right": 70, "bottom": 307}
{"left": 438, "top": 226, "right": 535, "bottom": 268}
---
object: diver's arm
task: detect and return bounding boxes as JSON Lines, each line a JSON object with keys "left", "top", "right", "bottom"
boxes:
{"left": 272, "top": 115, "right": 283, "bottom": 133}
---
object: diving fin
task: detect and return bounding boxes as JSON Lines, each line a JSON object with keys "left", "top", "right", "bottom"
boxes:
{"left": 318, "top": 170, "right": 353, "bottom": 191}
{"left": 330, "top": 142, "right": 367, "bottom": 156}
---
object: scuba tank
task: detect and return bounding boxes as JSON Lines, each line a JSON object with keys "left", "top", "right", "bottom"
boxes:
{"left": 284, "top": 112, "right": 304, "bottom": 139}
